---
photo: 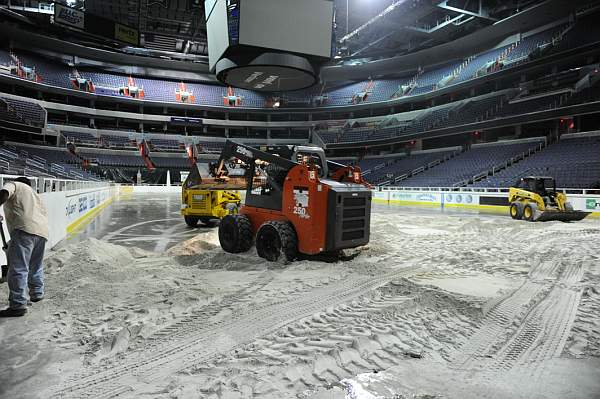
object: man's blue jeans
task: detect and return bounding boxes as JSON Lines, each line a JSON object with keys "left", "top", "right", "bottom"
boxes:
{"left": 7, "top": 229, "right": 46, "bottom": 310}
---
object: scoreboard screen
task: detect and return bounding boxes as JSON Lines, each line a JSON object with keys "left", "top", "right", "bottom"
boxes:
{"left": 206, "top": 0, "right": 334, "bottom": 91}
{"left": 238, "top": 0, "right": 333, "bottom": 59}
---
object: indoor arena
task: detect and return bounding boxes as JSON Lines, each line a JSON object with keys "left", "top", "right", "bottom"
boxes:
{"left": 0, "top": 1, "right": 599, "bottom": 398}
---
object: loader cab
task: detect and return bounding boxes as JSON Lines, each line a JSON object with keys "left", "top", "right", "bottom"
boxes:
{"left": 516, "top": 176, "right": 557, "bottom": 206}
{"left": 293, "top": 146, "right": 328, "bottom": 178}
{"left": 515, "top": 176, "right": 556, "bottom": 196}
{"left": 256, "top": 144, "right": 328, "bottom": 178}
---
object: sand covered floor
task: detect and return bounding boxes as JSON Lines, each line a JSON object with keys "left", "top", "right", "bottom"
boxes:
{"left": 0, "top": 204, "right": 599, "bottom": 399}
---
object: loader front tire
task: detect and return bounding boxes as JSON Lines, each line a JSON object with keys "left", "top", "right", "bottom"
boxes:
{"left": 219, "top": 214, "right": 253, "bottom": 253}
{"left": 510, "top": 202, "right": 523, "bottom": 220}
{"left": 256, "top": 221, "right": 298, "bottom": 262}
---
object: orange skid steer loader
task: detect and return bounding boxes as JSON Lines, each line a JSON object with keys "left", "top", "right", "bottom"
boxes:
{"left": 208, "top": 141, "right": 372, "bottom": 262}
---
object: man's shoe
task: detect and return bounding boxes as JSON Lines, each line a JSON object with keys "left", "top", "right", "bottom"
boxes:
{"left": 0, "top": 308, "right": 27, "bottom": 317}
{"left": 30, "top": 296, "right": 44, "bottom": 303}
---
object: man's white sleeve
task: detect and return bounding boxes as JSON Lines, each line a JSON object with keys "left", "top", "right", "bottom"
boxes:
{"left": 2, "top": 182, "right": 16, "bottom": 198}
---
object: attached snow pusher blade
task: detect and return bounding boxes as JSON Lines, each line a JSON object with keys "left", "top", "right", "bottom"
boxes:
{"left": 534, "top": 210, "right": 591, "bottom": 222}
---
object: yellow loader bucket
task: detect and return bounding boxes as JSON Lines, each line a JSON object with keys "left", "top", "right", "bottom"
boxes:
{"left": 534, "top": 210, "right": 591, "bottom": 222}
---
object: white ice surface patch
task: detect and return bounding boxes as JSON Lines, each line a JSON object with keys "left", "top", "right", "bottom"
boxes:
{"left": 422, "top": 273, "right": 519, "bottom": 298}
{"left": 342, "top": 374, "right": 382, "bottom": 399}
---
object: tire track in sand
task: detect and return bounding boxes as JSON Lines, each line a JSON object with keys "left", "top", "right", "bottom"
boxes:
{"left": 49, "top": 266, "right": 420, "bottom": 398}
{"left": 450, "top": 258, "right": 585, "bottom": 398}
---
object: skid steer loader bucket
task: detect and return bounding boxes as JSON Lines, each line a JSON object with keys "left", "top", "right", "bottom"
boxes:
{"left": 534, "top": 210, "right": 591, "bottom": 222}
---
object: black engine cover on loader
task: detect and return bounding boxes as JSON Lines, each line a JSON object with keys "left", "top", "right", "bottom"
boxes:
{"left": 325, "top": 180, "right": 372, "bottom": 252}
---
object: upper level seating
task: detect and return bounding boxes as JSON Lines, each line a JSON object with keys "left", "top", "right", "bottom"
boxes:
{"left": 0, "top": 21, "right": 580, "bottom": 109}
{"left": 364, "top": 150, "right": 457, "bottom": 184}
{"left": 63, "top": 131, "right": 98, "bottom": 145}
{"left": 0, "top": 100, "right": 26, "bottom": 124}
{"left": 367, "top": 79, "right": 409, "bottom": 102}
{"left": 326, "top": 81, "right": 369, "bottom": 104}
{"left": 1, "top": 144, "right": 101, "bottom": 180}
{"left": 331, "top": 158, "right": 357, "bottom": 166}
{"left": 80, "top": 151, "right": 145, "bottom": 168}
{"left": 315, "top": 129, "right": 339, "bottom": 144}
{"left": 153, "top": 156, "right": 189, "bottom": 168}
{"left": 81, "top": 71, "right": 268, "bottom": 107}
{"left": 441, "top": 94, "right": 504, "bottom": 126}
{"left": 417, "top": 61, "right": 462, "bottom": 90}
{"left": 148, "top": 137, "right": 182, "bottom": 151}
{"left": 453, "top": 46, "right": 509, "bottom": 84}
{"left": 197, "top": 141, "right": 225, "bottom": 153}
{"left": 473, "top": 136, "right": 600, "bottom": 188}
{"left": 358, "top": 158, "right": 391, "bottom": 172}
{"left": 56, "top": 125, "right": 228, "bottom": 155}
{"left": 75, "top": 149, "right": 189, "bottom": 169}
{"left": 0, "top": 96, "right": 45, "bottom": 126}
{"left": 101, "top": 134, "right": 136, "bottom": 149}
{"left": 321, "top": 91, "right": 520, "bottom": 145}
{"left": 398, "top": 141, "right": 542, "bottom": 187}
{"left": 12, "top": 52, "right": 72, "bottom": 88}
{"left": 506, "top": 26, "right": 564, "bottom": 62}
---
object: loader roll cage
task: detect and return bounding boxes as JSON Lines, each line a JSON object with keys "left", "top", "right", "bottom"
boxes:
{"left": 211, "top": 140, "right": 330, "bottom": 212}
{"left": 514, "top": 176, "right": 557, "bottom": 197}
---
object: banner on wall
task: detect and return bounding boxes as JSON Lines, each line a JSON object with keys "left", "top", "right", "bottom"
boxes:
{"left": 115, "top": 23, "right": 140, "bottom": 46}
{"left": 54, "top": 4, "right": 85, "bottom": 30}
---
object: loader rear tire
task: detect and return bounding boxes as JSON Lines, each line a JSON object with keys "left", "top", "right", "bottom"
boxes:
{"left": 184, "top": 216, "right": 199, "bottom": 227}
{"left": 256, "top": 221, "right": 298, "bottom": 262}
{"left": 523, "top": 204, "right": 535, "bottom": 222}
{"left": 219, "top": 214, "right": 253, "bottom": 253}
{"left": 509, "top": 203, "right": 523, "bottom": 220}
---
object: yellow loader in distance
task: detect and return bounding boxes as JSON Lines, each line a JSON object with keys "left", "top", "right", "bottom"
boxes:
{"left": 508, "top": 176, "right": 590, "bottom": 222}
{"left": 181, "top": 163, "right": 242, "bottom": 227}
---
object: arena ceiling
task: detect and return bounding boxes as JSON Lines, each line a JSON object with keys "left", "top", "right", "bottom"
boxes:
{"left": 73, "top": 0, "right": 553, "bottom": 59}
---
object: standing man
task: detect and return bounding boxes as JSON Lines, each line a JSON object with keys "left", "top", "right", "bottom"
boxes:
{"left": 0, "top": 177, "right": 49, "bottom": 317}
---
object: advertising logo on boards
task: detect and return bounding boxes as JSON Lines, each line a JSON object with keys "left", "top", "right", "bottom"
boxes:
{"left": 65, "top": 199, "right": 77, "bottom": 217}
{"left": 78, "top": 196, "right": 88, "bottom": 213}
{"left": 586, "top": 199, "right": 599, "bottom": 210}
{"left": 391, "top": 193, "right": 413, "bottom": 200}
{"left": 416, "top": 194, "right": 435, "bottom": 202}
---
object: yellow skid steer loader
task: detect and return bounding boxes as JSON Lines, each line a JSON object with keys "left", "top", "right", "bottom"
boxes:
{"left": 181, "top": 163, "right": 242, "bottom": 227}
{"left": 508, "top": 176, "right": 590, "bottom": 222}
